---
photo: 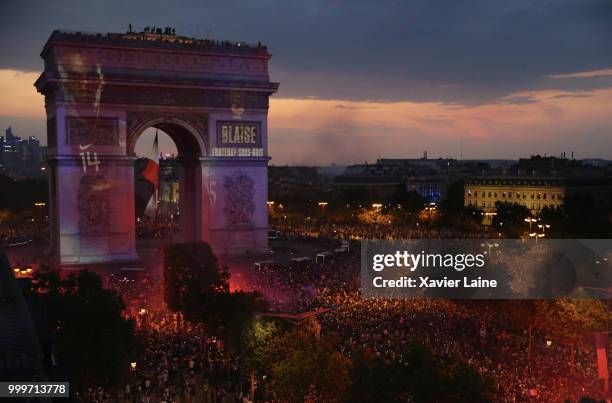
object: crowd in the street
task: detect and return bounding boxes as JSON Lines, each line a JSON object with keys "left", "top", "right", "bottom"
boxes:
{"left": 272, "top": 221, "right": 493, "bottom": 241}
{"left": 79, "top": 273, "right": 251, "bottom": 402}
{"left": 73, "top": 218, "right": 609, "bottom": 402}
{"left": 0, "top": 214, "right": 48, "bottom": 245}
{"left": 243, "top": 223, "right": 609, "bottom": 402}
{"left": 136, "top": 216, "right": 179, "bottom": 239}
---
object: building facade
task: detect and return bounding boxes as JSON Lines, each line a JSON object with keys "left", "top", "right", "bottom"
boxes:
{"left": 464, "top": 177, "right": 565, "bottom": 215}
{"left": 464, "top": 176, "right": 612, "bottom": 216}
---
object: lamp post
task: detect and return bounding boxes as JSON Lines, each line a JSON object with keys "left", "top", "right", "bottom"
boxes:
{"left": 528, "top": 222, "right": 550, "bottom": 244}
{"left": 524, "top": 217, "right": 538, "bottom": 235}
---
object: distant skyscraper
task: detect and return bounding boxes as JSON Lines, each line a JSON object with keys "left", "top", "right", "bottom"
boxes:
{"left": 5, "top": 126, "right": 14, "bottom": 142}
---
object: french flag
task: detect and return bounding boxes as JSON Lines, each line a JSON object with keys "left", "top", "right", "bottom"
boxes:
{"left": 142, "top": 131, "right": 160, "bottom": 216}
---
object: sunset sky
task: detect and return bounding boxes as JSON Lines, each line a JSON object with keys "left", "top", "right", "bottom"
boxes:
{"left": 1, "top": 0, "right": 611, "bottom": 165}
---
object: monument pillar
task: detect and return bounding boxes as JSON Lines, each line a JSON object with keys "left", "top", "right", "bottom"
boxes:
{"left": 47, "top": 108, "right": 138, "bottom": 267}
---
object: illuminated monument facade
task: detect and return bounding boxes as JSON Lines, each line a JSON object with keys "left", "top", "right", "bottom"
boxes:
{"left": 35, "top": 29, "right": 278, "bottom": 267}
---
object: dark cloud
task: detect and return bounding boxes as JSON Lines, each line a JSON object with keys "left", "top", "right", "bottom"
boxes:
{"left": 0, "top": 0, "right": 611, "bottom": 104}
{"left": 499, "top": 96, "right": 538, "bottom": 105}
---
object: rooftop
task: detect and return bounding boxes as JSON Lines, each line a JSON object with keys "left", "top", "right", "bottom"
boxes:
{"left": 43, "top": 28, "right": 270, "bottom": 58}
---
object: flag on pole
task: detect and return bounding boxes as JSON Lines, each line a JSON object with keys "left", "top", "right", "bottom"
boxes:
{"left": 142, "top": 131, "right": 160, "bottom": 217}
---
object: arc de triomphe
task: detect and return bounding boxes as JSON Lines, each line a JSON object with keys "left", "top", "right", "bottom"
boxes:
{"left": 35, "top": 30, "right": 278, "bottom": 268}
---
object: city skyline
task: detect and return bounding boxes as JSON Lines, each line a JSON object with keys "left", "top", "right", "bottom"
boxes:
{"left": 1, "top": 0, "right": 611, "bottom": 164}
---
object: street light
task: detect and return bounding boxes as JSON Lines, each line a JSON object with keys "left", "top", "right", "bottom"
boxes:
{"left": 524, "top": 217, "right": 538, "bottom": 234}
{"left": 130, "top": 362, "right": 137, "bottom": 370}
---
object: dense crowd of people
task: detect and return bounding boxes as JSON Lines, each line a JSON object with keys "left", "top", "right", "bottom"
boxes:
{"left": 77, "top": 273, "right": 251, "bottom": 402}
{"left": 69, "top": 218, "right": 609, "bottom": 401}
{"left": 243, "top": 223, "right": 609, "bottom": 402}
{"left": 272, "top": 220, "right": 493, "bottom": 241}
{"left": 136, "top": 216, "right": 179, "bottom": 239}
{"left": 0, "top": 212, "right": 48, "bottom": 245}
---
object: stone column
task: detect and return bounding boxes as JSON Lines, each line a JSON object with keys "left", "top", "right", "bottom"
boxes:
{"left": 49, "top": 109, "right": 139, "bottom": 268}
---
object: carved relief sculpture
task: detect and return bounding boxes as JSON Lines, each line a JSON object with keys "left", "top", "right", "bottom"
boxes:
{"left": 223, "top": 170, "right": 255, "bottom": 226}
{"left": 67, "top": 117, "right": 118, "bottom": 145}
{"left": 77, "top": 174, "right": 111, "bottom": 235}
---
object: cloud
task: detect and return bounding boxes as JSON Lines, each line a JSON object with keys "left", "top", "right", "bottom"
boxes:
{"left": 499, "top": 96, "right": 538, "bottom": 105}
{"left": 550, "top": 69, "right": 612, "bottom": 79}
{"left": 268, "top": 87, "right": 612, "bottom": 164}
{"left": 1, "top": 0, "right": 611, "bottom": 104}
{"left": 2, "top": 62, "right": 610, "bottom": 164}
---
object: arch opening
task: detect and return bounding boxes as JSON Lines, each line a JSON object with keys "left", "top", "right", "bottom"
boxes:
{"left": 128, "top": 118, "right": 206, "bottom": 159}
{"left": 131, "top": 124, "right": 204, "bottom": 254}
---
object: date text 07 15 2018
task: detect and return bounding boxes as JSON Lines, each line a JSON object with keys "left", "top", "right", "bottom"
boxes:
{"left": 0, "top": 382, "right": 69, "bottom": 398}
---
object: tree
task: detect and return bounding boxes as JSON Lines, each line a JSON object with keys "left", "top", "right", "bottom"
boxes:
{"left": 347, "top": 348, "right": 411, "bottom": 402}
{"left": 402, "top": 190, "right": 428, "bottom": 214}
{"left": 242, "top": 317, "right": 351, "bottom": 402}
{"left": 539, "top": 206, "right": 567, "bottom": 237}
{"left": 242, "top": 318, "right": 283, "bottom": 400}
{"left": 270, "top": 333, "right": 351, "bottom": 402}
{"left": 348, "top": 344, "right": 493, "bottom": 403}
{"left": 439, "top": 180, "right": 465, "bottom": 216}
{"left": 493, "top": 202, "right": 531, "bottom": 237}
{"left": 164, "top": 241, "right": 269, "bottom": 349}
{"left": 207, "top": 290, "right": 269, "bottom": 353}
{"left": 563, "top": 192, "right": 611, "bottom": 237}
{"left": 163, "top": 242, "right": 229, "bottom": 321}
{"left": 535, "top": 299, "right": 609, "bottom": 370}
{"left": 30, "top": 268, "right": 141, "bottom": 390}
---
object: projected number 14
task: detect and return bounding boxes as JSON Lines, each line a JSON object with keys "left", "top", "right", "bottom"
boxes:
{"left": 79, "top": 144, "right": 100, "bottom": 173}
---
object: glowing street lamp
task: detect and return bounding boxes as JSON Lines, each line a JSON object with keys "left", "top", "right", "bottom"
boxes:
{"left": 130, "top": 362, "right": 137, "bottom": 370}
{"left": 371, "top": 203, "right": 382, "bottom": 209}
{"left": 524, "top": 217, "right": 538, "bottom": 232}
{"left": 318, "top": 202, "right": 328, "bottom": 208}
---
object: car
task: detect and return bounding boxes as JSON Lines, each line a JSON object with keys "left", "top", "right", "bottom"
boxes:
{"left": 268, "top": 230, "right": 281, "bottom": 240}
{"left": 315, "top": 251, "right": 334, "bottom": 264}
